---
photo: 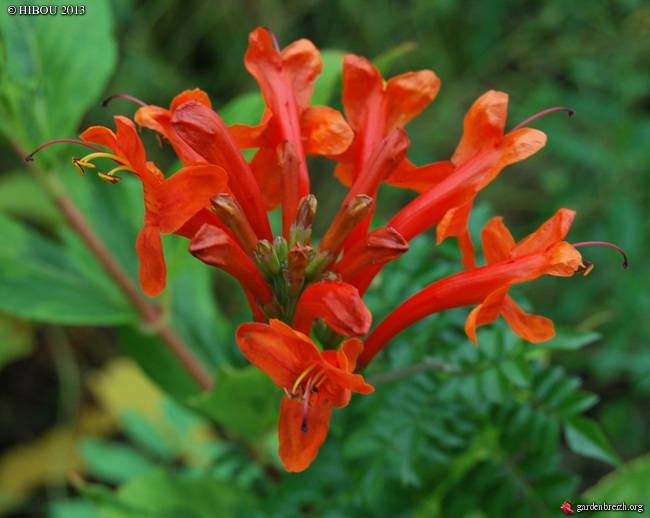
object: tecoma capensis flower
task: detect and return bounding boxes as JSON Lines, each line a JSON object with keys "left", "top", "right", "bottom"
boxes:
{"left": 30, "top": 27, "right": 622, "bottom": 472}
{"left": 236, "top": 319, "right": 374, "bottom": 472}
{"left": 135, "top": 88, "right": 213, "bottom": 165}
{"left": 79, "top": 116, "right": 227, "bottom": 296}
{"left": 229, "top": 27, "right": 354, "bottom": 209}
{"left": 359, "top": 209, "right": 583, "bottom": 367}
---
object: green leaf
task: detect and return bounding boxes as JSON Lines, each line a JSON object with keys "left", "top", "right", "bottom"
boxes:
{"left": 0, "top": 213, "right": 136, "bottom": 325}
{"left": 583, "top": 452, "right": 650, "bottom": 505}
{"left": 372, "top": 42, "right": 418, "bottom": 75}
{"left": 0, "top": 0, "right": 117, "bottom": 152}
{"left": 82, "top": 468, "right": 257, "bottom": 518}
{"left": 498, "top": 357, "right": 532, "bottom": 387}
{"left": 534, "top": 329, "right": 601, "bottom": 351}
{"left": 121, "top": 410, "right": 176, "bottom": 461}
{"left": 0, "top": 171, "right": 62, "bottom": 226}
{"left": 80, "top": 438, "right": 155, "bottom": 485}
{"left": 564, "top": 416, "right": 621, "bottom": 466}
{"left": 217, "top": 91, "right": 265, "bottom": 127}
{"left": 49, "top": 498, "right": 101, "bottom": 518}
{"left": 188, "top": 365, "right": 278, "bottom": 444}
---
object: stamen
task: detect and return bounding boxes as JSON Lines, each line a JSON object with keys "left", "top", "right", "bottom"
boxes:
{"left": 572, "top": 241, "right": 628, "bottom": 270}
{"left": 72, "top": 157, "right": 95, "bottom": 176}
{"left": 102, "top": 93, "right": 148, "bottom": 108}
{"left": 25, "top": 139, "right": 104, "bottom": 162}
{"left": 509, "top": 107, "right": 575, "bottom": 134}
{"left": 292, "top": 364, "right": 318, "bottom": 394}
{"left": 577, "top": 261, "right": 595, "bottom": 276}
{"left": 97, "top": 172, "right": 122, "bottom": 185}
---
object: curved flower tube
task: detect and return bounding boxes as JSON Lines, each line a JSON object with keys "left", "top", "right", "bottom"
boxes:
{"left": 230, "top": 27, "right": 353, "bottom": 209}
{"left": 359, "top": 209, "right": 582, "bottom": 367}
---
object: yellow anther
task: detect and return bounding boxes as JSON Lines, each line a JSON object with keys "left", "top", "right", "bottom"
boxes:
{"left": 580, "top": 261, "right": 595, "bottom": 276}
{"left": 72, "top": 157, "right": 95, "bottom": 176}
{"left": 98, "top": 172, "right": 121, "bottom": 185}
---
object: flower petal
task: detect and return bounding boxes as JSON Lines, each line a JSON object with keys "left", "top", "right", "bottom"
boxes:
{"left": 250, "top": 147, "right": 282, "bottom": 210}
{"left": 384, "top": 69, "right": 441, "bottom": 132}
{"left": 278, "top": 395, "right": 331, "bottom": 472}
{"left": 236, "top": 320, "right": 321, "bottom": 390}
{"left": 280, "top": 37, "right": 322, "bottom": 110}
{"left": 293, "top": 282, "right": 372, "bottom": 337}
{"left": 136, "top": 224, "right": 166, "bottom": 297}
{"left": 513, "top": 208, "right": 577, "bottom": 257}
{"left": 301, "top": 106, "right": 353, "bottom": 156}
{"left": 464, "top": 285, "right": 511, "bottom": 345}
{"left": 189, "top": 224, "right": 273, "bottom": 303}
{"left": 80, "top": 125, "right": 118, "bottom": 150}
{"left": 171, "top": 100, "right": 272, "bottom": 241}
{"left": 158, "top": 165, "right": 228, "bottom": 234}
{"left": 114, "top": 116, "right": 149, "bottom": 174}
{"left": 451, "top": 90, "right": 509, "bottom": 165}
{"left": 500, "top": 295, "right": 555, "bottom": 343}
{"left": 481, "top": 216, "right": 516, "bottom": 264}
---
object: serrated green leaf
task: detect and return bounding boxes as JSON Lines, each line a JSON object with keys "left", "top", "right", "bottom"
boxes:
{"left": 564, "top": 416, "right": 621, "bottom": 466}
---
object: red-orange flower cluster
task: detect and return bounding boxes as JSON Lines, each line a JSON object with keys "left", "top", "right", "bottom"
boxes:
{"left": 31, "top": 27, "right": 613, "bottom": 472}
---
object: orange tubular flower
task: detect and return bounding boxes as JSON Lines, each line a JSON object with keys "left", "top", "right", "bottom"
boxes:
{"left": 171, "top": 100, "right": 273, "bottom": 242}
{"left": 332, "top": 56, "right": 439, "bottom": 249}
{"left": 358, "top": 209, "right": 583, "bottom": 368}
{"left": 334, "top": 55, "right": 441, "bottom": 189}
{"left": 236, "top": 319, "right": 374, "bottom": 472}
{"left": 351, "top": 90, "right": 547, "bottom": 294}
{"left": 79, "top": 116, "right": 228, "bottom": 297}
{"left": 134, "top": 89, "right": 213, "bottom": 165}
{"left": 230, "top": 27, "right": 353, "bottom": 209}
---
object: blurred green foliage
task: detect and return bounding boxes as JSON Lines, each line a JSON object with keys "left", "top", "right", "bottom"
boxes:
{"left": 1, "top": 0, "right": 649, "bottom": 516}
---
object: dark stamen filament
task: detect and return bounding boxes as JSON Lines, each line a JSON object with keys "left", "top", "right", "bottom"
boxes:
{"left": 25, "top": 139, "right": 104, "bottom": 161}
{"left": 573, "top": 241, "right": 628, "bottom": 270}
{"left": 509, "top": 107, "right": 575, "bottom": 134}
{"left": 102, "top": 93, "right": 148, "bottom": 108}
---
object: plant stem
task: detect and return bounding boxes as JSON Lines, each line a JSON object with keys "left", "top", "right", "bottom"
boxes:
{"left": 29, "top": 164, "right": 214, "bottom": 391}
